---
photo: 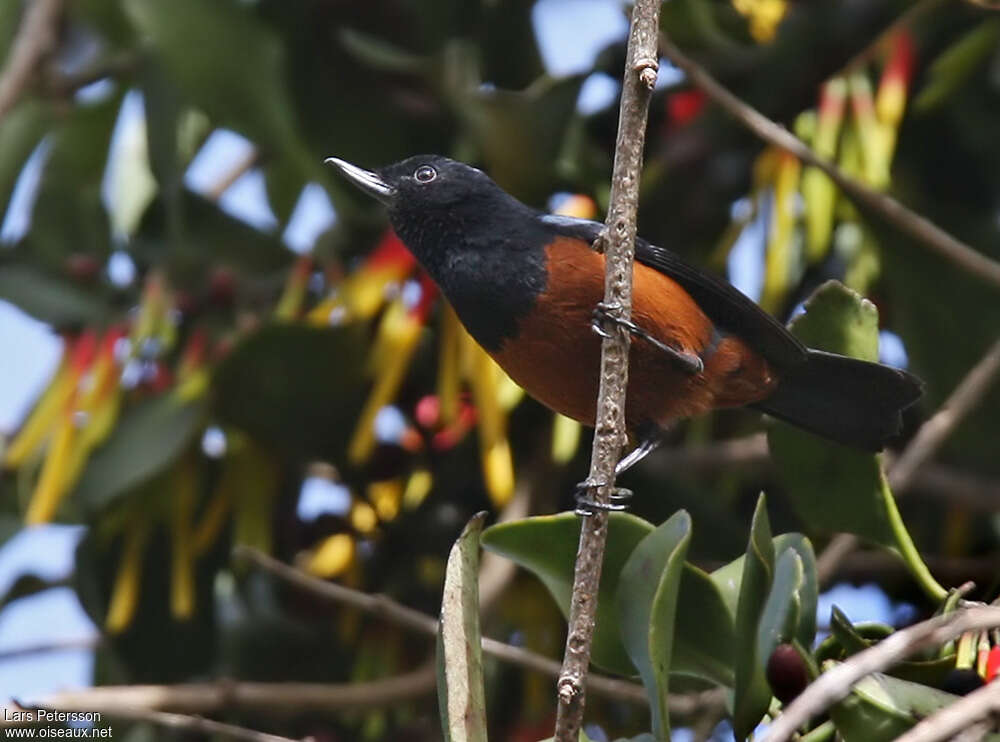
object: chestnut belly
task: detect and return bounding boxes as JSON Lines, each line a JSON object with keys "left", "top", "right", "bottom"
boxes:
{"left": 488, "top": 239, "right": 778, "bottom": 431}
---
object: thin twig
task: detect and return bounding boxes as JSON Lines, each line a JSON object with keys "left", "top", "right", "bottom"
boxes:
{"left": 645, "top": 434, "right": 1000, "bottom": 511}
{"left": 818, "top": 552, "right": 997, "bottom": 588}
{"left": 892, "top": 679, "right": 1000, "bottom": 742}
{"left": 658, "top": 34, "right": 1000, "bottom": 290}
{"left": 762, "top": 605, "right": 1000, "bottom": 742}
{"left": 234, "top": 547, "right": 671, "bottom": 709}
{"left": 45, "top": 53, "right": 137, "bottom": 98}
{"left": 207, "top": 147, "right": 260, "bottom": 201}
{"left": 554, "top": 1, "right": 662, "bottom": 739}
{"left": 0, "top": 637, "right": 100, "bottom": 664}
{"left": 814, "top": 534, "right": 860, "bottom": 588}
{"left": 907, "top": 466, "right": 1000, "bottom": 513}
{"left": 888, "top": 338, "right": 1000, "bottom": 492}
{"left": 236, "top": 546, "right": 438, "bottom": 634}
{"left": 816, "top": 337, "right": 1000, "bottom": 584}
{"left": 0, "top": 0, "right": 65, "bottom": 122}
{"left": 3, "top": 667, "right": 437, "bottom": 722}
{"left": 17, "top": 703, "right": 298, "bottom": 742}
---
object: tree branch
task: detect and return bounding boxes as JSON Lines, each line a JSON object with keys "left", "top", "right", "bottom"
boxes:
{"left": 763, "top": 605, "right": 1000, "bottom": 742}
{"left": 645, "top": 433, "right": 1000, "bottom": 513}
{"left": 207, "top": 147, "right": 260, "bottom": 201}
{"left": 816, "top": 337, "right": 1000, "bottom": 584}
{"left": 892, "top": 679, "right": 1000, "bottom": 742}
{"left": 15, "top": 703, "right": 300, "bottom": 742}
{"left": 657, "top": 34, "right": 1000, "bottom": 290}
{"left": 0, "top": 0, "right": 65, "bottom": 122}
{"left": 888, "top": 337, "right": 1000, "bottom": 492}
{"left": 234, "top": 547, "right": 670, "bottom": 709}
{"left": 553, "top": 2, "right": 662, "bottom": 739}
{"left": 3, "top": 667, "right": 437, "bottom": 721}
{"left": 0, "top": 637, "right": 101, "bottom": 663}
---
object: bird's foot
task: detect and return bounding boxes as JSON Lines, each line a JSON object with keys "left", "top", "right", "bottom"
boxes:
{"left": 574, "top": 478, "right": 634, "bottom": 516}
{"left": 591, "top": 302, "right": 704, "bottom": 375}
{"left": 590, "top": 301, "right": 622, "bottom": 340}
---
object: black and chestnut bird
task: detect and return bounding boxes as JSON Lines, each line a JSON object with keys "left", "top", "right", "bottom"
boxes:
{"left": 327, "top": 155, "right": 922, "bottom": 500}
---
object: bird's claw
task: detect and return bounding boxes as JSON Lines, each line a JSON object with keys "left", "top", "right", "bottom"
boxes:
{"left": 590, "top": 302, "right": 703, "bottom": 375}
{"left": 590, "top": 301, "right": 621, "bottom": 339}
{"left": 574, "top": 479, "right": 634, "bottom": 516}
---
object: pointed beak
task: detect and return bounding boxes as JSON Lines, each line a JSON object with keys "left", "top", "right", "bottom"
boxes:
{"left": 325, "top": 157, "right": 395, "bottom": 204}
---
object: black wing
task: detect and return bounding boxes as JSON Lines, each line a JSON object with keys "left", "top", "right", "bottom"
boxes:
{"left": 541, "top": 214, "right": 807, "bottom": 369}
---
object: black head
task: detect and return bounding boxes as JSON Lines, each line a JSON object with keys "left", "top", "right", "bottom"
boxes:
{"left": 326, "top": 154, "right": 534, "bottom": 262}
{"left": 326, "top": 154, "right": 500, "bottom": 212}
{"left": 325, "top": 154, "right": 541, "bottom": 263}
{"left": 326, "top": 154, "right": 549, "bottom": 351}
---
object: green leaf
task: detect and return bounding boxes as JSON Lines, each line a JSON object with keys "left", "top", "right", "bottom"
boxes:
{"left": 616, "top": 511, "right": 692, "bottom": 740}
{"left": 0, "top": 265, "right": 108, "bottom": 327}
{"left": 767, "top": 282, "right": 895, "bottom": 546}
{"left": 137, "top": 56, "right": 185, "bottom": 246}
{"left": 732, "top": 493, "right": 775, "bottom": 740}
{"left": 710, "top": 532, "right": 816, "bottom": 642}
{"left": 768, "top": 282, "right": 945, "bottom": 601}
{"left": 659, "top": 0, "right": 752, "bottom": 52}
{"left": 774, "top": 534, "right": 818, "bottom": 648}
{"left": 455, "top": 74, "right": 585, "bottom": 204}
{"left": 138, "top": 190, "right": 292, "bottom": 279}
{"left": 481, "top": 511, "right": 654, "bottom": 675}
{"left": 756, "top": 548, "right": 804, "bottom": 678}
{"left": 72, "top": 394, "right": 205, "bottom": 511}
{"left": 71, "top": 0, "right": 135, "bottom": 46}
{"left": 26, "top": 91, "right": 121, "bottom": 269}
{"left": 338, "top": 28, "right": 427, "bottom": 74}
{"left": 212, "top": 324, "right": 367, "bottom": 462}
{"left": 123, "top": 0, "right": 317, "bottom": 222}
{"left": 0, "top": 517, "right": 20, "bottom": 550}
{"left": 829, "top": 605, "right": 876, "bottom": 656}
{"left": 915, "top": 20, "right": 1000, "bottom": 112}
{"left": 0, "top": 4, "right": 21, "bottom": 62}
{"left": 437, "top": 513, "right": 488, "bottom": 742}
{"left": 820, "top": 610, "right": 954, "bottom": 687}
{"left": 829, "top": 671, "right": 959, "bottom": 742}
{"left": 674, "top": 564, "right": 736, "bottom": 686}
{"left": 0, "top": 101, "right": 51, "bottom": 220}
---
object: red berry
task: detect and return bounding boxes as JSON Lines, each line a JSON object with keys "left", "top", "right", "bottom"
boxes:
{"left": 668, "top": 90, "right": 706, "bottom": 127}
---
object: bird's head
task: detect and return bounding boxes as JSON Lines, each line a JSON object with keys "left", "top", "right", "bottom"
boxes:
{"left": 325, "top": 153, "right": 536, "bottom": 277}
{"left": 324, "top": 154, "right": 547, "bottom": 349}
{"left": 326, "top": 154, "right": 501, "bottom": 215}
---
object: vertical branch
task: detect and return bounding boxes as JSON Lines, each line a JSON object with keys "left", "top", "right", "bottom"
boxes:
{"left": 0, "top": 0, "right": 65, "bottom": 123}
{"left": 553, "top": 1, "right": 662, "bottom": 740}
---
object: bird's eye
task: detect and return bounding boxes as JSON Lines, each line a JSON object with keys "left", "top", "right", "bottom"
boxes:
{"left": 414, "top": 165, "right": 437, "bottom": 183}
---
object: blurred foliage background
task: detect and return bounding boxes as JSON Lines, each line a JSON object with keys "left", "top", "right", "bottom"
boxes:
{"left": 0, "top": 0, "right": 999, "bottom": 739}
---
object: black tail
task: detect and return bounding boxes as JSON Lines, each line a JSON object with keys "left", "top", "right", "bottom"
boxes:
{"left": 751, "top": 350, "right": 924, "bottom": 451}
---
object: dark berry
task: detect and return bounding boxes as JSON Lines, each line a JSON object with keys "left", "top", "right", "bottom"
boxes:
{"left": 767, "top": 643, "right": 810, "bottom": 704}
{"left": 65, "top": 253, "right": 100, "bottom": 282}
{"left": 941, "top": 668, "right": 985, "bottom": 696}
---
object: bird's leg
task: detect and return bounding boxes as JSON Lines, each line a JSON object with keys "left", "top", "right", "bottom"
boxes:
{"left": 574, "top": 435, "right": 663, "bottom": 516}
{"left": 573, "top": 481, "right": 632, "bottom": 516}
{"left": 591, "top": 301, "right": 704, "bottom": 375}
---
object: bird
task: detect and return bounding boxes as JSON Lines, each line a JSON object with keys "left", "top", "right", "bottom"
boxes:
{"left": 327, "top": 154, "right": 923, "bottom": 510}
